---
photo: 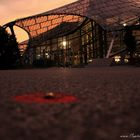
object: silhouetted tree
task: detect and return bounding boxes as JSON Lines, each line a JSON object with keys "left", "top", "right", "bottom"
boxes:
{"left": 0, "top": 26, "right": 20, "bottom": 68}
{"left": 124, "top": 27, "right": 136, "bottom": 64}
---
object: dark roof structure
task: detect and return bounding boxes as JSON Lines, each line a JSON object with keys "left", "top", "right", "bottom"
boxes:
{"left": 3, "top": 0, "right": 140, "bottom": 40}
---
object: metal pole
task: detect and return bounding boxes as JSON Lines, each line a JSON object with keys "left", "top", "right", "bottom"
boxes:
{"left": 106, "top": 33, "right": 116, "bottom": 58}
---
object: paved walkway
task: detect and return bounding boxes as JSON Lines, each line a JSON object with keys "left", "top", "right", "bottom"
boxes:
{"left": 0, "top": 66, "right": 140, "bottom": 140}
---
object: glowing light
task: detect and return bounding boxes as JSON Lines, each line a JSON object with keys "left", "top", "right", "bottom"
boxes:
{"left": 45, "top": 53, "right": 48, "bottom": 56}
{"left": 123, "top": 23, "right": 127, "bottom": 27}
{"left": 62, "top": 41, "right": 67, "bottom": 47}
{"left": 88, "top": 59, "right": 93, "bottom": 62}
{"left": 45, "top": 53, "right": 50, "bottom": 58}
{"left": 124, "top": 59, "right": 129, "bottom": 63}
{"left": 114, "top": 56, "right": 121, "bottom": 62}
{"left": 36, "top": 54, "right": 41, "bottom": 59}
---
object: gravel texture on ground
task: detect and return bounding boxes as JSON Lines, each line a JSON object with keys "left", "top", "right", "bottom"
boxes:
{"left": 0, "top": 66, "right": 140, "bottom": 140}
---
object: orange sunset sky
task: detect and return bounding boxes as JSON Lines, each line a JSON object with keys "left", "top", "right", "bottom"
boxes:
{"left": 0, "top": 0, "right": 77, "bottom": 42}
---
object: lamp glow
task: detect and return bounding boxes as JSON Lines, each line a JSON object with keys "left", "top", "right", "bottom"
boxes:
{"left": 123, "top": 23, "right": 127, "bottom": 27}
{"left": 62, "top": 41, "right": 67, "bottom": 47}
{"left": 114, "top": 56, "right": 121, "bottom": 62}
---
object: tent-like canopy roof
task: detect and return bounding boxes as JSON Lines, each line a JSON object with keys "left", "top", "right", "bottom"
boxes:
{"left": 43, "top": 0, "right": 140, "bottom": 30}
{"left": 4, "top": 0, "right": 140, "bottom": 39}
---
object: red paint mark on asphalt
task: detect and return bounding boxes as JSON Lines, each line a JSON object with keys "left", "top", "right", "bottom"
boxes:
{"left": 13, "top": 93, "right": 78, "bottom": 104}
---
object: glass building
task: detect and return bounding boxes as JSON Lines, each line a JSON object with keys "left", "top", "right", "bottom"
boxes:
{"left": 3, "top": 0, "right": 140, "bottom": 66}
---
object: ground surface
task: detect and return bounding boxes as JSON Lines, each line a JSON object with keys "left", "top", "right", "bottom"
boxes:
{"left": 0, "top": 66, "right": 140, "bottom": 140}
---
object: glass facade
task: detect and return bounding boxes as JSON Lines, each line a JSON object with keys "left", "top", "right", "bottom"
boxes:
{"left": 4, "top": 0, "right": 140, "bottom": 66}
{"left": 24, "top": 19, "right": 108, "bottom": 67}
